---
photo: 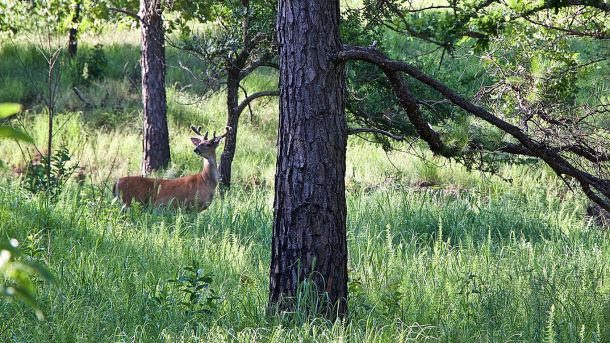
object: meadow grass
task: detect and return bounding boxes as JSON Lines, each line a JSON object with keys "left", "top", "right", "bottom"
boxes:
{"left": 1, "top": 173, "right": 609, "bottom": 342}
{"left": 1, "top": 30, "right": 610, "bottom": 342}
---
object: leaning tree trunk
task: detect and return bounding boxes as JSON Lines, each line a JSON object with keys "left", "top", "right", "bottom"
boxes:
{"left": 219, "top": 69, "right": 241, "bottom": 188}
{"left": 269, "top": 0, "right": 348, "bottom": 317}
{"left": 140, "top": 0, "right": 170, "bottom": 174}
{"left": 67, "top": 1, "right": 80, "bottom": 57}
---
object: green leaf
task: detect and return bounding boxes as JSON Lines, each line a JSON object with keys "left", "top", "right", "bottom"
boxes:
{"left": 0, "top": 126, "right": 34, "bottom": 143}
{"left": 0, "top": 103, "right": 22, "bottom": 118}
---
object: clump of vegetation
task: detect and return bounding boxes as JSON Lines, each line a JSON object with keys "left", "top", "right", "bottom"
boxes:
{"left": 0, "top": 103, "right": 51, "bottom": 321}
{"left": 79, "top": 44, "right": 108, "bottom": 84}
{"left": 153, "top": 265, "right": 220, "bottom": 320}
{"left": 21, "top": 146, "right": 79, "bottom": 200}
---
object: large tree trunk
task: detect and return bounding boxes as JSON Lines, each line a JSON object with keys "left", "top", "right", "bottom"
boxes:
{"left": 67, "top": 1, "right": 80, "bottom": 57}
{"left": 269, "top": 0, "right": 348, "bottom": 316}
{"left": 140, "top": 0, "right": 170, "bottom": 174}
{"left": 219, "top": 69, "right": 240, "bottom": 188}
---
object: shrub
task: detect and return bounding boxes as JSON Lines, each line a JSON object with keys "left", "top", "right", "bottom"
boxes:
{"left": 22, "top": 146, "right": 79, "bottom": 200}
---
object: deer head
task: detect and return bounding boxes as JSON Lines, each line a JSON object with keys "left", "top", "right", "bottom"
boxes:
{"left": 190, "top": 125, "right": 231, "bottom": 159}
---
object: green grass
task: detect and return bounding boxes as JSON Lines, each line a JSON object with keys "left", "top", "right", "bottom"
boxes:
{"left": 1, "top": 29, "right": 610, "bottom": 342}
{"left": 1, "top": 177, "right": 609, "bottom": 341}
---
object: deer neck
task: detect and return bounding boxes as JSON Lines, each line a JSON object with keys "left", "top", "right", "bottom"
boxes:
{"left": 201, "top": 154, "right": 219, "bottom": 187}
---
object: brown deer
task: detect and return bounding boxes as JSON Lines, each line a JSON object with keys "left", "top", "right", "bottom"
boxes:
{"left": 113, "top": 126, "right": 231, "bottom": 211}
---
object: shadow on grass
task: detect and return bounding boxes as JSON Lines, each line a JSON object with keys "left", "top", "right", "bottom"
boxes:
{"left": 0, "top": 41, "right": 215, "bottom": 129}
{"left": 347, "top": 187, "right": 584, "bottom": 246}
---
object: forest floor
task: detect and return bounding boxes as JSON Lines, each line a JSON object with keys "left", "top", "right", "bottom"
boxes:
{"left": 1, "top": 29, "right": 609, "bottom": 342}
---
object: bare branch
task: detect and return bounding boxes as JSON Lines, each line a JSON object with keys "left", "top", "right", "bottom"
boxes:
{"left": 522, "top": 16, "right": 610, "bottom": 39}
{"left": 236, "top": 90, "right": 279, "bottom": 116}
{"left": 108, "top": 7, "right": 143, "bottom": 24}
{"left": 72, "top": 87, "right": 93, "bottom": 108}
{"left": 240, "top": 59, "right": 279, "bottom": 80}
{"left": 348, "top": 127, "right": 405, "bottom": 141}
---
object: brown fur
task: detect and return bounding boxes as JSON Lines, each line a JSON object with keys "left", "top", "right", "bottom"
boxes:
{"left": 115, "top": 171, "right": 216, "bottom": 210}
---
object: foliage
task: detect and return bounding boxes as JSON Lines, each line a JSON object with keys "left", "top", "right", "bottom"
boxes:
{"left": 79, "top": 43, "right": 108, "bottom": 83}
{"left": 22, "top": 146, "right": 79, "bottom": 200}
{"left": 0, "top": 235, "right": 52, "bottom": 321}
{"left": 1, "top": 0, "right": 85, "bottom": 36}
{"left": 0, "top": 0, "right": 214, "bottom": 41}
{"left": 340, "top": 1, "right": 609, "bottom": 209}
{"left": 354, "top": 0, "right": 609, "bottom": 51}
{"left": 176, "top": 0, "right": 276, "bottom": 90}
{"left": 0, "top": 103, "right": 32, "bottom": 144}
{"left": 153, "top": 265, "right": 220, "bottom": 320}
{"left": 0, "top": 104, "right": 51, "bottom": 319}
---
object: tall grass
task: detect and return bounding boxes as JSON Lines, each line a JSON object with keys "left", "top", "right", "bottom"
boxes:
{"left": 0, "top": 178, "right": 608, "bottom": 341}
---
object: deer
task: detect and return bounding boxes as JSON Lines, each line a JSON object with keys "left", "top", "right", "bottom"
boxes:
{"left": 113, "top": 126, "right": 231, "bottom": 211}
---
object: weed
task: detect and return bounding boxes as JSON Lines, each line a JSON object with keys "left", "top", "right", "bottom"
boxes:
{"left": 21, "top": 146, "right": 79, "bottom": 200}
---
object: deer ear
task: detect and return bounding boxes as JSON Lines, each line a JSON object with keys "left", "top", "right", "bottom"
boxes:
{"left": 190, "top": 137, "right": 201, "bottom": 146}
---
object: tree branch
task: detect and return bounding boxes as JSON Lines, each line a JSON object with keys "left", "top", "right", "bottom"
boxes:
{"left": 383, "top": 70, "right": 457, "bottom": 157}
{"left": 240, "top": 59, "right": 279, "bottom": 80}
{"left": 236, "top": 90, "right": 279, "bottom": 116}
{"left": 522, "top": 16, "right": 610, "bottom": 39}
{"left": 73, "top": 87, "right": 93, "bottom": 108}
{"left": 108, "top": 7, "right": 144, "bottom": 24}
{"left": 338, "top": 45, "right": 610, "bottom": 211}
{"left": 347, "top": 127, "right": 405, "bottom": 141}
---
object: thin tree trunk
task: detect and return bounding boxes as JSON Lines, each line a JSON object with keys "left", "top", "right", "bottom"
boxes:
{"left": 219, "top": 69, "right": 240, "bottom": 188}
{"left": 269, "top": 0, "right": 348, "bottom": 317}
{"left": 67, "top": 1, "right": 80, "bottom": 57}
{"left": 140, "top": 0, "right": 170, "bottom": 174}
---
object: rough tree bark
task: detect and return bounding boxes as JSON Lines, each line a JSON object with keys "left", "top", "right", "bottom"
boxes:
{"left": 67, "top": 1, "right": 80, "bottom": 57}
{"left": 219, "top": 69, "right": 241, "bottom": 188}
{"left": 269, "top": 0, "right": 348, "bottom": 316}
{"left": 140, "top": 0, "right": 170, "bottom": 174}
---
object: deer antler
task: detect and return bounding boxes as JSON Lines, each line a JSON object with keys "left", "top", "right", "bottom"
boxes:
{"left": 190, "top": 125, "right": 203, "bottom": 136}
{"left": 222, "top": 126, "right": 231, "bottom": 138}
{"left": 193, "top": 125, "right": 231, "bottom": 141}
{"left": 214, "top": 127, "right": 232, "bottom": 142}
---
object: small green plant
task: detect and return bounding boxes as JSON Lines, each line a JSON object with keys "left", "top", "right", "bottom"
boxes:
{"left": 22, "top": 146, "right": 79, "bottom": 200}
{"left": 0, "top": 104, "right": 51, "bottom": 319}
{"left": 80, "top": 44, "right": 107, "bottom": 83}
{"left": 153, "top": 264, "right": 220, "bottom": 320}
